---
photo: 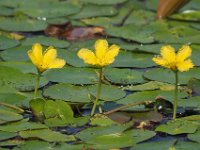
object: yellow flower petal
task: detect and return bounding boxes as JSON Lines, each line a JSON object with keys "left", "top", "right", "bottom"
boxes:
{"left": 160, "top": 45, "right": 176, "bottom": 62}
{"left": 27, "top": 43, "right": 43, "bottom": 67}
{"left": 176, "top": 45, "right": 191, "bottom": 62}
{"left": 48, "top": 58, "right": 66, "bottom": 69}
{"left": 42, "top": 47, "right": 57, "bottom": 68}
{"left": 95, "top": 39, "right": 108, "bottom": 59}
{"left": 104, "top": 44, "right": 120, "bottom": 65}
{"left": 177, "top": 59, "right": 194, "bottom": 72}
{"left": 77, "top": 48, "right": 97, "bottom": 65}
{"left": 152, "top": 57, "right": 168, "bottom": 67}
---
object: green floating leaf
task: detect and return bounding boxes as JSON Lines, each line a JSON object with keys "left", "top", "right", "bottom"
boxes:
{"left": 174, "top": 141, "right": 200, "bottom": 150}
{"left": 0, "top": 6, "right": 13, "bottom": 16}
{"left": 16, "top": 1, "right": 81, "bottom": 19}
{"left": 0, "top": 62, "right": 37, "bottom": 74}
{"left": 0, "top": 17, "right": 48, "bottom": 32}
{"left": 154, "top": 26, "right": 200, "bottom": 44}
{"left": 144, "top": 68, "right": 200, "bottom": 84}
{"left": 123, "top": 81, "right": 174, "bottom": 91}
{"left": 124, "top": 10, "right": 156, "bottom": 26}
{"left": 30, "top": 98, "right": 45, "bottom": 121}
{"left": 45, "top": 67, "right": 98, "bottom": 85}
{"left": 105, "top": 24, "right": 155, "bottom": 44}
{"left": 64, "top": 50, "right": 89, "bottom": 67}
{"left": 54, "top": 143, "right": 85, "bottom": 150}
{"left": 87, "top": 133, "right": 134, "bottom": 150}
{"left": 188, "top": 129, "right": 200, "bottom": 143}
{"left": 13, "top": 140, "right": 53, "bottom": 150}
{"left": 155, "top": 119, "right": 198, "bottom": 135}
{"left": 0, "top": 139, "right": 24, "bottom": 147}
{"left": 43, "top": 83, "right": 125, "bottom": 103}
{"left": 188, "top": 78, "right": 200, "bottom": 94}
{"left": 19, "top": 129, "right": 75, "bottom": 142}
{"left": 44, "top": 100, "right": 74, "bottom": 124}
{"left": 0, "top": 131, "right": 17, "bottom": 141}
{"left": 0, "top": 66, "right": 48, "bottom": 91}
{"left": 0, "top": 85, "right": 18, "bottom": 94}
{"left": 90, "top": 114, "right": 118, "bottom": 126}
{"left": 70, "top": 4, "right": 117, "bottom": 19}
{"left": 170, "top": 11, "right": 200, "bottom": 22}
{"left": 75, "top": 122, "right": 133, "bottom": 141}
{"left": 125, "top": 129, "right": 156, "bottom": 143}
{"left": 111, "top": 51, "right": 155, "bottom": 68}
{"left": 81, "top": 0, "right": 127, "bottom": 5}
{"left": 123, "top": 43, "right": 182, "bottom": 53}
{"left": 131, "top": 111, "right": 163, "bottom": 122}
{"left": 22, "top": 35, "right": 70, "bottom": 48}
{"left": 130, "top": 140, "right": 176, "bottom": 150}
{"left": 0, "top": 35, "right": 20, "bottom": 50}
{"left": 0, "top": 109, "right": 23, "bottom": 123}
{"left": 0, "top": 119, "right": 47, "bottom": 132}
{"left": 88, "top": 84, "right": 126, "bottom": 101}
{"left": 0, "top": 46, "right": 30, "bottom": 61}
{"left": 0, "top": 93, "right": 27, "bottom": 107}
{"left": 116, "top": 90, "right": 187, "bottom": 110}
{"left": 104, "top": 68, "right": 145, "bottom": 85}
{"left": 178, "top": 96, "right": 200, "bottom": 111}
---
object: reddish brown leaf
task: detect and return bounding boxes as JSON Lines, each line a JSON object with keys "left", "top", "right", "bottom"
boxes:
{"left": 63, "top": 27, "right": 104, "bottom": 41}
{"left": 45, "top": 23, "right": 104, "bottom": 41}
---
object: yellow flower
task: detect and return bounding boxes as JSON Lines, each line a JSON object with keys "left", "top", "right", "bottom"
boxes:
{"left": 152, "top": 45, "right": 194, "bottom": 72}
{"left": 28, "top": 43, "right": 66, "bottom": 73}
{"left": 77, "top": 39, "right": 120, "bottom": 67}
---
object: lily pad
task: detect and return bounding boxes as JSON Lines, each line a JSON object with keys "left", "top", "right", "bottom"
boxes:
{"left": 144, "top": 68, "right": 200, "bottom": 85}
{"left": 0, "top": 119, "right": 47, "bottom": 132}
{"left": 0, "top": 93, "right": 27, "bottom": 107}
{"left": 81, "top": 0, "right": 127, "bottom": 5}
{"left": 22, "top": 35, "right": 70, "bottom": 48}
{"left": 0, "top": 17, "right": 48, "bottom": 32}
{"left": 0, "top": 35, "right": 20, "bottom": 50}
{"left": 43, "top": 83, "right": 125, "bottom": 103}
{"left": 123, "top": 81, "right": 174, "bottom": 91}
{"left": 124, "top": 10, "right": 156, "bottom": 25}
{"left": 188, "top": 78, "right": 200, "bottom": 94}
{"left": 188, "top": 129, "right": 200, "bottom": 143}
{"left": 130, "top": 140, "right": 176, "bottom": 150}
{"left": 178, "top": 96, "right": 200, "bottom": 111}
{"left": 70, "top": 4, "right": 117, "bottom": 19}
{"left": 0, "top": 66, "right": 48, "bottom": 91}
{"left": 116, "top": 90, "right": 187, "bottom": 111}
{"left": 111, "top": 51, "right": 155, "bottom": 68}
{"left": 0, "top": 109, "right": 23, "bottom": 123}
{"left": 0, "top": 131, "right": 17, "bottom": 141}
{"left": 0, "top": 6, "right": 13, "bottom": 16}
{"left": 45, "top": 67, "right": 98, "bottom": 85}
{"left": 105, "top": 24, "right": 155, "bottom": 43}
{"left": 155, "top": 119, "right": 198, "bottom": 135}
{"left": 19, "top": 129, "right": 75, "bottom": 142}
{"left": 0, "top": 62, "right": 37, "bottom": 74}
{"left": 170, "top": 11, "right": 200, "bottom": 22}
{"left": 15, "top": 1, "right": 81, "bottom": 19}
{"left": 175, "top": 141, "right": 200, "bottom": 150}
{"left": 13, "top": 140, "right": 53, "bottom": 150}
{"left": 87, "top": 133, "right": 134, "bottom": 150}
{"left": 104, "top": 68, "right": 145, "bottom": 85}
{"left": 75, "top": 122, "right": 133, "bottom": 141}
{"left": 125, "top": 129, "right": 156, "bottom": 143}
{"left": 90, "top": 114, "right": 118, "bottom": 126}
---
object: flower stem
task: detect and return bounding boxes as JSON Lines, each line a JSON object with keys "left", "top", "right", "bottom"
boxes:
{"left": 34, "top": 72, "right": 41, "bottom": 99}
{"left": 91, "top": 68, "right": 103, "bottom": 116}
{"left": 173, "top": 71, "right": 178, "bottom": 119}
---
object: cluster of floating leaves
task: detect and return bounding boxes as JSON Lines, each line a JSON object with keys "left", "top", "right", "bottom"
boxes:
{"left": 0, "top": 0, "right": 200, "bottom": 149}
